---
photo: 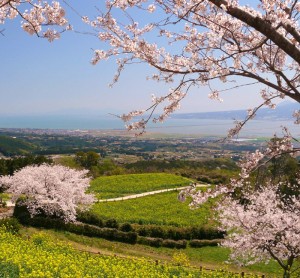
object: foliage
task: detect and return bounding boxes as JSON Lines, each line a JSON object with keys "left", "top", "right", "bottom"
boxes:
{"left": 16, "top": 214, "right": 138, "bottom": 244}
{"left": 0, "top": 218, "right": 21, "bottom": 235}
{"left": 161, "top": 239, "right": 187, "bottom": 249}
{"left": 125, "top": 159, "right": 238, "bottom": 184}
{"left": 189, "top": 239, "right": 221, "bottom": 248}
{"left": 90, "top": 173, "right": 192, "bottom": 199}
{"left": 134, "top": 224, "right": 224, "bottom": 241}
{"left": 137, "top": 236, "right": 163, "bottom": 248}
{"left": 91, "top": 191, "right": 214, "bottom": 227}
{"left": 53, "top": 155, "right": 82, "bottom": 170}
{"left": 1, "top": 164, "right": 95, "bottom": 222}
{"left": 75, "top": 151, "right": 100, "bottom": 169}
{"left": 0, "top": 155, "right": 52, "bottom": 177}
{"left": 218, "top": 182, "right": 300, "bottom": 277}
{"left": 0, "top": 136, "right": 37, "bottom": 156}
{"left": 90, "top": 158, "right": 126, "bottom": 178}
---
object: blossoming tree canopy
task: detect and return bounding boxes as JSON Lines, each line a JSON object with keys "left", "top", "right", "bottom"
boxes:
{"left": 4, "top": 1, "right": 300, "bottom": 134}
{"left": 84, "top": 0, "right": 300, "bottom": 135}
{"left": 0, "top": 164, "right": 95, "bottom": 222}
{"left": 218, "top": 182, "right": 300, "bottom": 277}
{"left": 0, "top": 0, "right": 69, "bottom": 41}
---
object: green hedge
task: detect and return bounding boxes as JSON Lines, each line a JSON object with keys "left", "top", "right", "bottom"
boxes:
{"left": 134, "top": 224, "right": 225, "bottom": 240}
{"left": 137, "top": 237, "right": 187, "bottom": 249}
{"left": 189, "top": 239, "right": 221, "bottom": 248}
{"left": 161, "top": 239, "right": 187, "bottom": 249}
{"left": 137, "top": 236, "right": 163, "bottom": 247}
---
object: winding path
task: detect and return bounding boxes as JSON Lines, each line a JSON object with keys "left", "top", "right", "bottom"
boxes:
{"left": 2, "top": 184, "right": 210, "bottom": 208}
{"left": 96, "top": 183, "right": 209, "bottom": 203}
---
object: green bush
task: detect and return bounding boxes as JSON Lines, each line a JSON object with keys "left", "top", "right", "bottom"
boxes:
{"left": 105, "top": 219, "right": 119, "bottom": 229}
{"left": 161, "top": 239, "right": 187, "bottom": 249}
{"left": 0, "top": 218, "right": 21, "bottom": 234}
{"left": 190, "top": 227, "right": 225, "bottom": 240}
{"left": 133, "top": 224, "right": 224, "bottom": 241}
{"left": 21, "top": 216, "right": 137, "bottom": 244}
{"left": 76, "top": 211, "right": 104, "bottom": 228}
{"left": 137, "top": 236, "right": 163, "bottom": 247}
{"left": 189, "top": 239, "right": 221, "bottom": 248}
{"left": 120, "top": 223, "right": 133, "bottom": 232}
{"left": 12, "top": 199, "right": 31, "bottom": 224}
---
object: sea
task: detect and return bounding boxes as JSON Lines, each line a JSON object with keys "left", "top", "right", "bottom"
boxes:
{"left": 0, "top": 115, "right": 299, "bottom": 138}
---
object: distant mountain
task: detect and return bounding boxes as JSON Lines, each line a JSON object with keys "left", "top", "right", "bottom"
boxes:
{"left": 173, "top": 101, "right": 300, "bottom": 121}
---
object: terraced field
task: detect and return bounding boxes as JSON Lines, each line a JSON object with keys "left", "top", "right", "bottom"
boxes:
{"left": 89, "top": 173, "right": 192, "bottom": 199}
{"left": 0, "top": 229, "right": 260, "bottom": 277}
{"left": 91, "top": 191, "right": 214, "bottom": 227}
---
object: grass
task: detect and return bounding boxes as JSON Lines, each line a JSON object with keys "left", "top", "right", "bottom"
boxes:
{"left": 91, "top": 191, "right": 216, "bottom": 227}
{"left": 89, "top": 173, "right": 193, "bottom": 199}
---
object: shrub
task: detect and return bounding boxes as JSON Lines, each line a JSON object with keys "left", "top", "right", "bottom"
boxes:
{"left": 120, "top": 223, "right": 133, "bottom": 232}
{"left": 189, "top": 239, "right": 221, "bottom": 248}
{"left": 13, "top": 199, "right": 31, "bottom": 224}
{"left": 76, "top": 211, "right": 104, "bottom": 227}
{"left": 105, "top": 219, "right": 119, "bottom": 229}
{"left": 20, "top": 216, "right": 137, "bottom": 244}
{"left": 0, "top": 218, "right": 21, "bottom": 234}
{"left": 190, "top": 227, "right": 225, "bottom": 240}
{"left": 133, "top": 224, "right": 224, "bottom": 241}
{"left": 162, "top": 239, "right": 187, "bottom": 249}
{"left": 137, "top": 236, "right": 163, "bottom": 247}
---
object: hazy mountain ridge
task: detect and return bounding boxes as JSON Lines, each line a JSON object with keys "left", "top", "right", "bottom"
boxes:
{"left": 172, "top": 102, "right": 300, "bottom": 120}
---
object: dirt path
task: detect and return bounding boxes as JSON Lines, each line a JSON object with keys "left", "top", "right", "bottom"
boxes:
{"left": 97, "top": 183, "right": 209, "bottom": 202}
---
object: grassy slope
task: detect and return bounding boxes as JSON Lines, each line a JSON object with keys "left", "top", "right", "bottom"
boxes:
{"left": 0, "top": 136, "right": 37, "bottom": 155}
{"left": 89, "top": 173, "right": 193, "bottom": 199}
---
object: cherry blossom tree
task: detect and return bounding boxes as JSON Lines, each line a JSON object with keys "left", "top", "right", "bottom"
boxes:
{"left": 84, "top": 0, "right": 300, "bottom": 135}
{"left": 0, "top": 164, "right": 95, "bottom": 222}
{"left": 179, "top": 132, "right": 300, "bottom": 277}
{"left": 3, "top": 1, "right": 300, "bottom": 134}
{"left": 0, "top": 0, "right": 69, "bottom": 41}
{"left": 218, "top": 182, "right": 300, "bottom": 278}
{"left": 3, "top": 0, "right": 300, "bottom": 274}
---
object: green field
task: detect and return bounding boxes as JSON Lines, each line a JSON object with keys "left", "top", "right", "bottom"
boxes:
{"left": 91, "top": 191, "right": 215, "bottom": 227}
{"left": 89, "top": 173, "right": 193, "bottom": 199}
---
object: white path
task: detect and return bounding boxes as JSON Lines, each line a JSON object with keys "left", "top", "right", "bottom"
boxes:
{"left": 96, "top": 184, "right": 209, "bottom": 203}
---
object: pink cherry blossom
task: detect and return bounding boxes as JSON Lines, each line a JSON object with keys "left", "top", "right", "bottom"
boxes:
{"left": 0, "top": 164, "right": 95, "bottom": 222}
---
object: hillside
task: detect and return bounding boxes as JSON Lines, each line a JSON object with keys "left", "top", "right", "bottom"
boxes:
{"left": 0, "top": 136, "right": 37, "bottom": 156}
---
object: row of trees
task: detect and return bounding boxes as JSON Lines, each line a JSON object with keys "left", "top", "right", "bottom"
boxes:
{"left": 0, "top": 155, "right": 52, "bottom": 177}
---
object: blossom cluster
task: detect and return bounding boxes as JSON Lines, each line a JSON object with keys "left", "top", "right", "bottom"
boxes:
{"left": 83, "top": 0, "right": 300, "bottom": 133}
{"left": 0, "top": 0, "right": 68, "bottom": 41}
{"left": 219, "top": 181, "right": 300, "bottom": 268}
{"left": 0, "top": 164, "right": 95, "bottom": 222}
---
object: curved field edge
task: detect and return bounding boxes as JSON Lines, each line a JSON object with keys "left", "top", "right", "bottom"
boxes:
{"left": 0, "top": 228, "right": 266, "bottom": 278}
{"left": 89, "top": 173, "right": 193, "bottom": 199}
{"left": 91, "top": 191, "right": 217, "bottom": 227}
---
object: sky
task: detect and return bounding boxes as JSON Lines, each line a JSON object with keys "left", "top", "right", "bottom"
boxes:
{"left": 0, "top": 1, "right": 269, "bottom": 118}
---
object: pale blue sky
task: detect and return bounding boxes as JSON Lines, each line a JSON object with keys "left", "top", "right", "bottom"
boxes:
{"left": 0, "top": 1, "right": 266, "bottom": 118}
